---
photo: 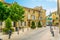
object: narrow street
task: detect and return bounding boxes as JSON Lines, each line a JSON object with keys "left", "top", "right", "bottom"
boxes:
{"left": 0, "top": 0, "right": 59, "bottom": 40}
{"left": 20, "top": 28, "right": 50, "bottom": 40}
{"left": 0, "top": 26, "right": 59, "bottom": 40}
{"left": 17, "top": 27, "right": 52, "bottom": 40}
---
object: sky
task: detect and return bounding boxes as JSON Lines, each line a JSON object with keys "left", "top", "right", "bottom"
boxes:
{"left": 4, "top": 0, "right": 57, "bottom": 16}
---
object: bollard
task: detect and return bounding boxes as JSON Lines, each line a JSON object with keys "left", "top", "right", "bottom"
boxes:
{"left": 59, "top": 29, "right": 60, "bottom": 34}
{"left": 8, "top": 30, "right": 12, "bottom": 39}
{"left": 50, "top": 26, "right": 54, "bottom": 37}
{"left": 51, "top": 30, "right": 54, "bottom": 37}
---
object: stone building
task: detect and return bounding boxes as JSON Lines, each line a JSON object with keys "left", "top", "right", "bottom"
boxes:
{"left": 18, "top": 6, "right": 46, "bottom": 28}
{"left": 52, "top": 11, "right": 59, "bottom": 26}
{"left": 0, "top": 0, "right": 46, "bottom": 28}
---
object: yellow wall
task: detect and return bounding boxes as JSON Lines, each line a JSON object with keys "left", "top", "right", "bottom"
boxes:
{"left": 52, "top": 12, "right": 59, "bottom": 26}
{"left": 19, "top": 7, "right": 46, "bottom": 27}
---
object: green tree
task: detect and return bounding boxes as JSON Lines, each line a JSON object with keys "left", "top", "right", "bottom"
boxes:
{"left": 3, "top": 18, "right": 14, "bottom": 34}
{"left": 31, "top": 21, "right": 36, "bottom": 29}
{"left": 0, "top": 2, "right": 14, "bottom": 34}
{"left": 37, "top": 21, "right": 42, "bottom": 28}
{"left": 10, "top": 2, "right": 24, "bottom": 27}
{"left": 0, "top": 2, "right": 10, "bottom": 21}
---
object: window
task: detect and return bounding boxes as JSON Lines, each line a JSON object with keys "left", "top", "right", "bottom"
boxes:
{"left": 38, "top": 11, "right": 41, "bottom": 14}
{"left": 22, "top": 22, "right": 26, "bottom": 26}
{"left": 38, "top": 11, "right": 41, "bottom": 13}
{"left": 28, "top": 14, "right": 30, "bottom": 19}
{"left": 28, "top": 21, "right": 30, "bottom": 26}
{"left": 32, "top": 15, "right": 35, "bottom": 20}
{"left": 33, "top": 11, "right": 35, "bottom": 13}
{"left": 28, "top": 9, "right": 30, "bottom": 12}
{"left": 39, "top": 17, "right": 42, "bottom": 20}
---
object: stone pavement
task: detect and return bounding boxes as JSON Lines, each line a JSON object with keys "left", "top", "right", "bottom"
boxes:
{"left": 0, "top": 28, "right": 31, "bottom": 40}
{"left": 59, "top": 34, "right": 60, "bottom": 40}
{"left": 36, "top": 26, "right": 59, "bottom": 40}
{"left": 0, "top": 26, "right": 59, "bottom": 40}
{"left": 52, "top": 27, "right": 60, "bottom": 40}
{"left": 50, "top": 27, "right": 59, "bottom": 40}
{"left": 0, "top": 27, "right": 47, "bottom": 40}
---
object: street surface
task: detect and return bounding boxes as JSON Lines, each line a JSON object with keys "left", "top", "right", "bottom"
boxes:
{"left": 0, "top": 26, "right": 59, "bottom": 40}
{"left": 15, "top": 27, "right": 52, "bottom": 40}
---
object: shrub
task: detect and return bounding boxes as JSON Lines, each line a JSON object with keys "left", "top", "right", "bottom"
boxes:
{"left": 37, "top": 21, "right": 42, "bottom": 28}
{"left": 31, "top": 21, "right": 36, "bottom": 29}
{"left": 3, "top": 28, "right": 9, "bottom": 34}
{"left": 3, "top": 28, "right": 14, "bottom": 34}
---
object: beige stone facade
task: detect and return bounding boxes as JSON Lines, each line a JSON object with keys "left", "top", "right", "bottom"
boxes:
{"left": 0, "top": 0, "right": 4, "bottom": 2}
{"left": 18, "top": 7, "right": 46, "bottom": 28}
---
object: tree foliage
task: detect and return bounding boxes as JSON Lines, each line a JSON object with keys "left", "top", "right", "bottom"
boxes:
{"left": 0, "top": 2, "right": 24, "bottom": 22}
{"left": 5, "top": 18, "right": 12, "bottom": 29}
{"left": 37, "top": 21, "right": 42, "bottom": 28}
{"left": 31, "top": 21, "right": 36, "bottom": 29}
{"left": 0, "top": 2, "right": 10, "bottom": 21}
{"left": 10, "top": 2, "right": 24, "bottom": 22}
{"left": 0, "top": 2, "right": 25, "bottom": 27}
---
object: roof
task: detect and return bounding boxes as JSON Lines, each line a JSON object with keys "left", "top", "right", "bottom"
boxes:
{"left": 23, "top": 6, "right": 46, "bottom": 12}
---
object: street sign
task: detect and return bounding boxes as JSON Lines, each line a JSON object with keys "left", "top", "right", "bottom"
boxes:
{"left": 48, "top": 17, "right": 52, "bottom": 20}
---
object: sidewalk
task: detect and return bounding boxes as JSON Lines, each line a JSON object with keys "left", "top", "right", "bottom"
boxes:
{"left": 58, "top": 28, "right": 60, "bottom": 40}
{"left": 58, "top": 29, "right": 60, "bottom": 40}
{"left": 50, "top": 27, "right": 59, "bottom": 40}
{"left": 40, "top": 26, "right": 59, "bottom": 40}
{"left": 0, "top": 28, "right": 31, "bottom": 40}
